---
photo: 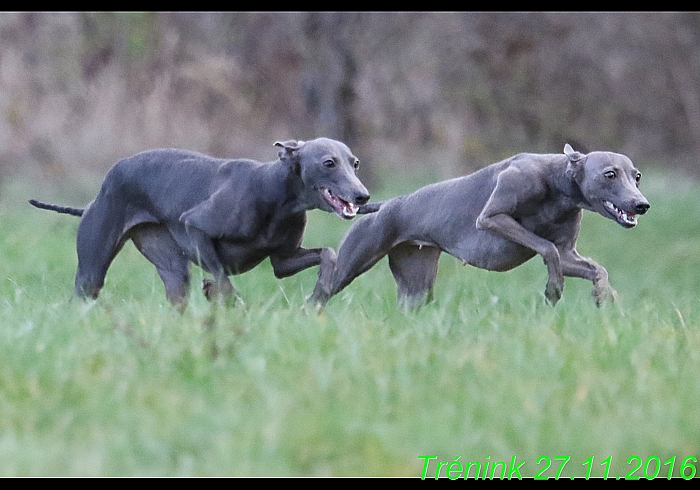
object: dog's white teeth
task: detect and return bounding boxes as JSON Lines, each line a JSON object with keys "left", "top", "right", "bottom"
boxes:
{"left": 605, "top": 201, "right": 637, "bottom": 225}
{"left": 322, "top": 188, "right": 358, "bottom": 218}
{"left": 342, "top": 202, "right": 358, "bottom": 217}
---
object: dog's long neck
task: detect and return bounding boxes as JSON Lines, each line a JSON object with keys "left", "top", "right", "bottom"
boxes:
{"left": 263, "top": 159, "right": 311, "bottom": 216}
{"left": 555, "top": 157, "right": 591, "bottom": 210}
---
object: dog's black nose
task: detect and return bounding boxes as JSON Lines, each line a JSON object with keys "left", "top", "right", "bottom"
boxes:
{"left": 635, "top": 202, "right": 650, "bottom": 215}
{"left": 355, "top": 193, "right": 370, "bottom": 205}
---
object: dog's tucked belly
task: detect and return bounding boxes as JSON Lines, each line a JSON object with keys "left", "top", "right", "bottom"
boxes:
{"left": 214, "top": 241, "right": 270, "bottom": 275}
{"left": 447, "top": 233, "right": 537, "bottom": 272}
{"left": 142, "top": 224, "right": 275, "bottom": 275}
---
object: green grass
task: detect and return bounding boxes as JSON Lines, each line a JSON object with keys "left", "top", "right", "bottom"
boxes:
{"left": 0, "top": 173, "right": 699, "bottom": 477}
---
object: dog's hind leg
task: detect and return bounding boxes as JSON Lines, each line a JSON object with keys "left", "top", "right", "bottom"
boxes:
{"left": 74, "top": 195, "right": 128, "bottom": 300}
{"left": 130, "top": 225, "right": 191, "bottom": 312}
{"left": 388, "top": 242, "right": 441, "bottom": 310}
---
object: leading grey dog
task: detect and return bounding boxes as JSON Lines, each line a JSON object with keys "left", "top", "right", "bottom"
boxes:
{"left": 310, "top": 144, "right": 649, "bottom": 310}
{"left": 29, "top": 138, "right": 370, "bottom": 311}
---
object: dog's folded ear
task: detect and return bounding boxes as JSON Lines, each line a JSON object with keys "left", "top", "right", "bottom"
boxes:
{"left": 564, "top": 143, "right": 585, "bottom": 162}
{"left": 274, "top": 140, "right": 300, "bottom": 149}
{"left": 274, "top": 140, "right": 305, "bottom": 175}
{"left": 274, "top": 140, "right": 305, "bottom": 159}
{"left": 564, "top": 143, "right": 586, "bottom": 184}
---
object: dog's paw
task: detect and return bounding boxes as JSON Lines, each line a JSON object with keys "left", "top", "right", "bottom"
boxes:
{"left": 202, "top": 279, "right": 214, "bottom": 299}
{"left": 593, "top": 281, "right": 617, "bottom": 307}
{"left": 301, "top": 297, "right": 326, "bottom": 316}
{"left": 202, "top": 279, "right": 240, "bottom": 307}
{"left": 544, "top": 279, "right": 563, "bottom": 306}
{"left": 304, "top": 291, "right": 328, "bottom": 315}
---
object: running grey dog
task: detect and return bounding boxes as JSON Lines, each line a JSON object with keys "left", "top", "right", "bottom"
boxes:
{"left": 310, "top": 144, "right": 649, "bottom": 310}
{"left": 30, "top": 138, "right": 370, "bottom": 311}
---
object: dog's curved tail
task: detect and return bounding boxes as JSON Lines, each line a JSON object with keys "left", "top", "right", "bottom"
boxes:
{"left": 29, "top": 199, "right": 84, "bottom": 217}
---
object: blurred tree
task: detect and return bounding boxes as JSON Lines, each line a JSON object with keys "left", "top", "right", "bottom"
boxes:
{"left": 1, "top": 12, "right": 700, "bottom": 186}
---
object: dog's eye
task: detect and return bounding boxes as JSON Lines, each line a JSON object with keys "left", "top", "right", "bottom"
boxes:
{"left": 635, "top": 172, "right": 642, "bottom": 183}
{"left": 323, "top": 159, "right": 336, "bottom": 168}
{"left": 353, "top": 159, "right": 360, "bottom": 170}
{"left": 604, "top": 171, "right": 616, "bottom": 180}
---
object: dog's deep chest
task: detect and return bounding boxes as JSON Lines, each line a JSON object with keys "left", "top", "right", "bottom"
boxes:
{"left": 516, "top": 197, "right": 582, "bottom": 241}
{"left": 213, "top": 212, "right": 306, "bottom": 274}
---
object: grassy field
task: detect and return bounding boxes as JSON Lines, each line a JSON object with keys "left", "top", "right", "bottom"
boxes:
{"left": 0, "top": 171, "right": 698, "bottom": 477}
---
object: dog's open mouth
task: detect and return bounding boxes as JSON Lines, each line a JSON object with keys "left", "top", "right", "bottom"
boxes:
{"left": 321, "top": 188, "right": 358, "bottom": 219}
{"left": 603, "top": 200, "right": 637, "bottom": 228}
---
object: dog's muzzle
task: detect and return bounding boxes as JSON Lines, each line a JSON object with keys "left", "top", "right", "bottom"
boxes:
{"left": 603, "top": 200, "right": 649, "bottom": 228}
{"left": 320, "top": 187, "right": 369, "bottom": 219}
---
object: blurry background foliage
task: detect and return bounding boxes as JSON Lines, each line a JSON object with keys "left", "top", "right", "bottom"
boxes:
{"left": 1, "top": 12, "right": 699, "bottom": 193}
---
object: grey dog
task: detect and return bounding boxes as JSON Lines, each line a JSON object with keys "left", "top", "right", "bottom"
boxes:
{"left": 30, "top": 138, "right": 370, "bottom": 311}
{"left": 310, "top": 144, "right": 650, "bottom": 310}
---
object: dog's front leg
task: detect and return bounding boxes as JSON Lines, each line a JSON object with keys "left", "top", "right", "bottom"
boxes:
{"left": 270, "top": 247, "right": 330, "bottom": 279}
{"left": 271, "top": 248, "right": 336, "bottom": 309}
{"left": 477, "top": 213, "right": 564, "bottom": 305}
{"left": 180, "top": 227, "right": 236, "bottom": 304}
{"left": 560, "top": 249, "right": 617, "bottom": 306}
{"left": 477, "top": 170, "right": 565, "bottom": 305}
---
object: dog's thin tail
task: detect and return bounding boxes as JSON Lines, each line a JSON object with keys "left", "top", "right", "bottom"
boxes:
{"left": 358, "top": 201, "right": 385, "bottom": 214}
{"left": 28, "top": 199, "right": 84, "bottom": 217}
